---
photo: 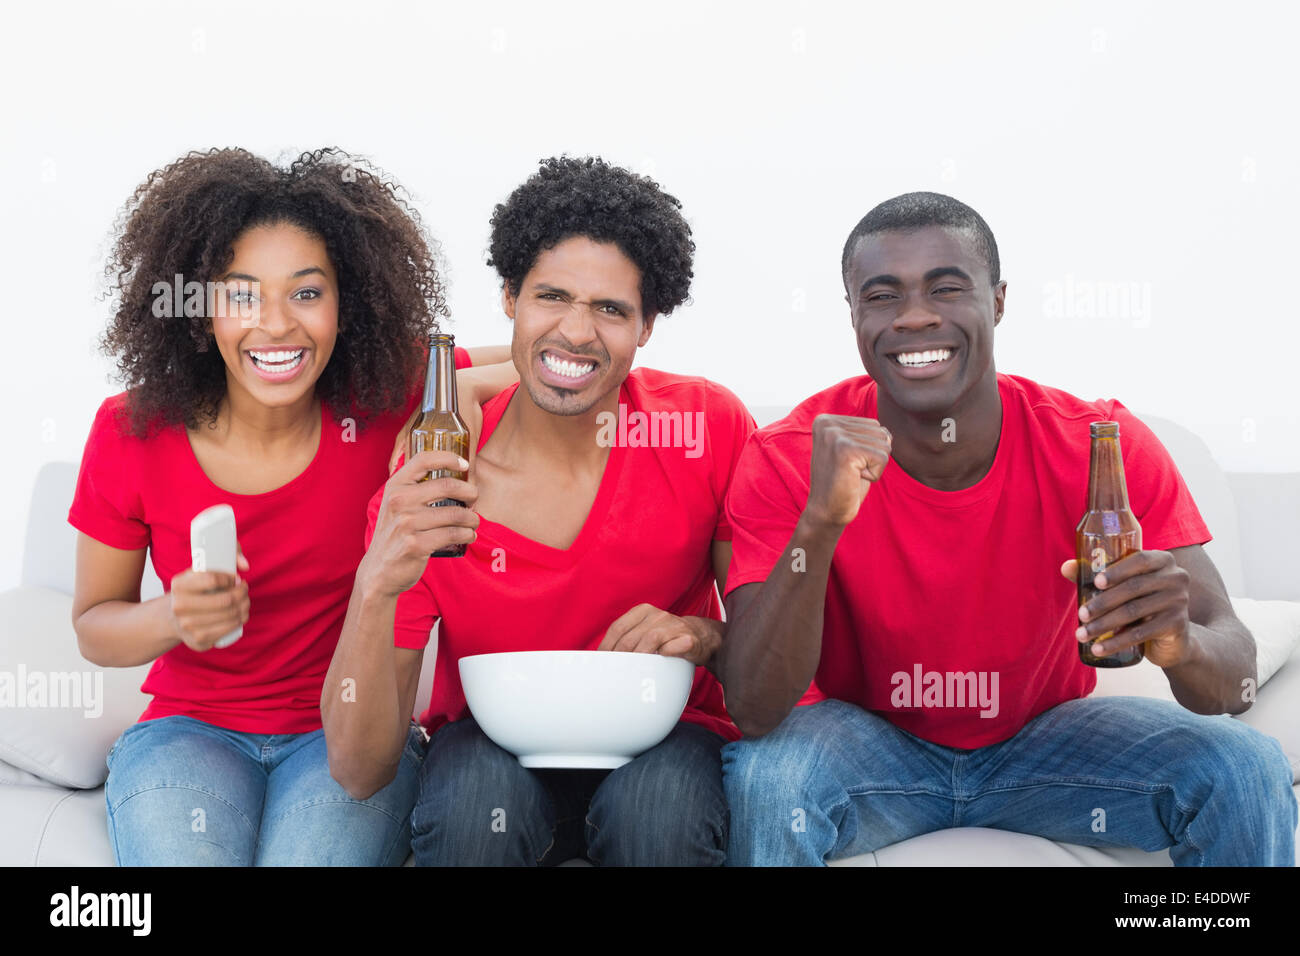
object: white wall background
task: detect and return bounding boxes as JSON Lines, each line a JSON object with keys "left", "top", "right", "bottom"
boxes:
{"left": 2, "top": 0, "right": 1296, "bottom": 590}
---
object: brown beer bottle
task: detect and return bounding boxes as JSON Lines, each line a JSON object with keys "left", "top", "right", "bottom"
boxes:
{"left": 410, "top": 333, "right": 471, "bottom": 558}
{"left": 1076, "top": 421, "right": 1143, "bottom": 667}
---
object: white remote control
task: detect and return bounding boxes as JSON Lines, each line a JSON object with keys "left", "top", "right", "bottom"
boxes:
{"left": 190, "top": 504, "right": 243, "bottom": 648}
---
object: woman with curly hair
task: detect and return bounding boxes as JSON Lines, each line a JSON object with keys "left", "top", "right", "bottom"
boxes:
{"left": 68, "top": 147, "right": 509, "bottom": 865}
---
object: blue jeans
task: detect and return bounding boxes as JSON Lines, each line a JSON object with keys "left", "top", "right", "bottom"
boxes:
{"left": 723, "top": 697, "right": 1297, "bottom": 866}
{"left": 411, "top": 718, "right": 727, "bottom": 866}
{"left": 105, "top": 715, "right": 424, "bottom": 866}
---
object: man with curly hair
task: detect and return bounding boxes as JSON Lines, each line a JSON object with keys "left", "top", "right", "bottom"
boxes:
{"left": 68, "top": 147, "right": 509, "bottom": 866}
{"left": 324, "top": 157, "right": 753, "bottom": 866}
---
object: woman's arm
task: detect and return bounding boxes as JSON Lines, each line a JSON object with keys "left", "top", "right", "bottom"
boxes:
{"left": 72, "top": 532, "right": 249, "bottom": 667}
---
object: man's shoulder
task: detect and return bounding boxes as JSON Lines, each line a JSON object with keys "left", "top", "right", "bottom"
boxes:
{"left": 625, "top": 367, "right": 748, "bottom": 416}
{"left": 1000, "top": 373, "right": 1116, "bottom": 420}
{"left": 999, "top": 373, "right": 1133, "bottom": 438}
{"left": 751, "top": 374, "right": 877, "bottom": 450}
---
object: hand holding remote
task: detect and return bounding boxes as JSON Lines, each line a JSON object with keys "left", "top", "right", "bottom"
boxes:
{"left": 178, "top": 505, "right": 250, "bottom": 651}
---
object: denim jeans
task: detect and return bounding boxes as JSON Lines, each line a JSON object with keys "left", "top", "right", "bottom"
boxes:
{"left": 410, "top": 718, "right": 728, "bottom": 866}
{"left": 105, "top": 715, "right": 424, "bottom": 866}
{"left": 722, "top": 697, "right": 1297, "bottom": 866}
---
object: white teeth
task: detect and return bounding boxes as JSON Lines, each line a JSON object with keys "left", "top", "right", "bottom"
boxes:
{"left": 249, "top": 349, "right": 304, "bottom": 364}
{"left": 249, "top": 348, "right": 305, "bottom": 372}
{"left": 542, "top": 353, "right": 595, "bottom": 379}
{"left": 895, "top": 348, "right": 952, "bottom": 367}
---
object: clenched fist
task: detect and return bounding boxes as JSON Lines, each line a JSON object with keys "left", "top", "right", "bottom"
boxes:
{"left": 803, "top": 414, "right": 892, "bottom": 528}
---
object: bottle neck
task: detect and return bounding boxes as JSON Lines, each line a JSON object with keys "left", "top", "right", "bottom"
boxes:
{"left": 1087, "top": 434, "right": 1130, "bottom": 512}
{"left": 421, "top": 343, "right": 458, "bottom": 415}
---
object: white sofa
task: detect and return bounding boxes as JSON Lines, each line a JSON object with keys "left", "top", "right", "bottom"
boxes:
{"left": 1, "top": 411, "right": 1297, "bottom": 866}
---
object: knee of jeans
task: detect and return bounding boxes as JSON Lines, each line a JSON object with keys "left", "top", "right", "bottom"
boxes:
{"left": 1173, "top": 717, "right": 1294, "bottom": 797}
{"left": 722, "top": 733, "right": 824, "bottom": 813}
{"left": 412, "top": 723, "right": 530, "bottom": 831}
{"left": 1217, "top": 725, "right": 1297, "bottom": 800}
{"left": 591, "top": 756, "right": 723, "bottom": 830}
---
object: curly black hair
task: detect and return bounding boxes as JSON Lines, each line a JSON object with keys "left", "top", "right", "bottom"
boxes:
{"left": 487, "top": 156, "right": 695, "bottom": 318}
{"left": 101, "top": 147, "right": 448, "bottom": 436}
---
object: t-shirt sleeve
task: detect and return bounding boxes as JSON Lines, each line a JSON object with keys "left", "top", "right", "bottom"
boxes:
{"left": 363, "top": 483, "right": 440, "bottom": 649}
{"left": 66, "top": 397, "right": 151, "bottom": 551}
{"left": 706, "top": 383, "right": 758, "bottom": 542}
{"left": 1110, "top": 401, "right": 1211, "bottom": 550}
{"left": 722, "top": 432, "right": 807, "bottom": 599}
{"left": 454, "top": 346, "right": 472, "bottom": 369}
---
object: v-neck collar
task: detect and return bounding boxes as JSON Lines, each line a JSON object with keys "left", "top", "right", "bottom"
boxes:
{"left": 473, "top": 382, "right": 628, "bottom": 568}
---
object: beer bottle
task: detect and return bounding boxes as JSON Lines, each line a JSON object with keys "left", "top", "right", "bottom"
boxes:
{"left": 1076, "top": 421, "right": 1143, "bottom": 667}
{"left": 410, "top": 333, "right": 471, "bottom": 558}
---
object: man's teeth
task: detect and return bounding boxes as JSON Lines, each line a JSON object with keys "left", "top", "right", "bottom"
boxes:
{"left": 249, "top": 348, "right": 305, "bottom": 370}
{"left": 542, "top": 353, "right": 596, "bottom": 379}
{"left": 894, "top": 348, "right": 953, "bottom": 367}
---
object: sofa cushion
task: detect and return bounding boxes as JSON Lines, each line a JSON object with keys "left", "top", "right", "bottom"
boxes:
{"left": 833, "top": 826, "right": 1173, "bottom": 866}
{"left": 1137, "top": 415, "right": 1244, "bottom": 597}
{"left": 1235, "top": 598, "right": 1300, "bottom": 689}
{"left": 0, "top": 758, "right": 59, "bottom": 787}
{"left": 0, "top": 587, "right": 151, "bottom": 789}
{"left": 0, "top": 784, "right": 115, "bottom": 866}
{"left": 1235, "top": 644, "right": 1300, "bottom": 783}
{"left": 1090, "top": 597, "right": 1300, "bottom": 703}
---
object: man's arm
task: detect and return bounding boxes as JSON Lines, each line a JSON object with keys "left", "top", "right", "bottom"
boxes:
{"left": 321, "top": 583, "right": 426, "bottom": 799}
{"left": 716, "top": 415, "right": 892, "bottom": 738}
{"left": 717, "top": 517, "right": 847, "bottom": 737}
{"left": 321, "top": 450, "right": 479, "bottom": 800}
{"left": 463, "top": 345, "right": 512, "bottom": 367}
{"left": 1065, "top": 544, "right": 1256, "bottom": 715}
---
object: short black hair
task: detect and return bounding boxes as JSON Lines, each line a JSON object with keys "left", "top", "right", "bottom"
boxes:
{"left": 840, "top": 191, "right": 1000, "bottom": 290}
{"left": 487, "top": 156, "right": 695, "bottom": 317}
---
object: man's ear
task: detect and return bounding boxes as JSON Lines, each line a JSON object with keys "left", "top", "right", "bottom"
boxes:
{"left": 501, "top": 285, "right": 516, "bottom": 320}
{"left": 637, "top": 313, "right": 658, "bottom": 348}
{"left": 993, "top": 280, "right": 1007, "bottom": 327}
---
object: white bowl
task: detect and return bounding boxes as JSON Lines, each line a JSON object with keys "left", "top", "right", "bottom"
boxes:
{"left": 458, "top": 651, "right": 694, "bottom": 769}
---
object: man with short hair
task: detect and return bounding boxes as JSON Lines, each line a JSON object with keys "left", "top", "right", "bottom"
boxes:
{"left": 718, "top": 191, "right": 1296, "bottom": 866}
{"left": 323, "top": 157, "right": 752, "bottom": 866}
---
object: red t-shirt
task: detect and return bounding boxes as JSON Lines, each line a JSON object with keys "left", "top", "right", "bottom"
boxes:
{"left": 67, "top": 348, "right": 470, "bottom": 733}
{"left": 367, "top": 367, "right": 755, "bottom": 743}
{"left": 724, "top": 373, "right": 1211, "bottom": 749}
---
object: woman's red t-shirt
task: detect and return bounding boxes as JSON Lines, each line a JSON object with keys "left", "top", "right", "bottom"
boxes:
{"left": 66, "top": 349, "right": 469, "bottom": 733}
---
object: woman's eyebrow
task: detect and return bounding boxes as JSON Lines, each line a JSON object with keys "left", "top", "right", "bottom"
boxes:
{"left": 219, "top": 266, "right": 327, "bottom": 282}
